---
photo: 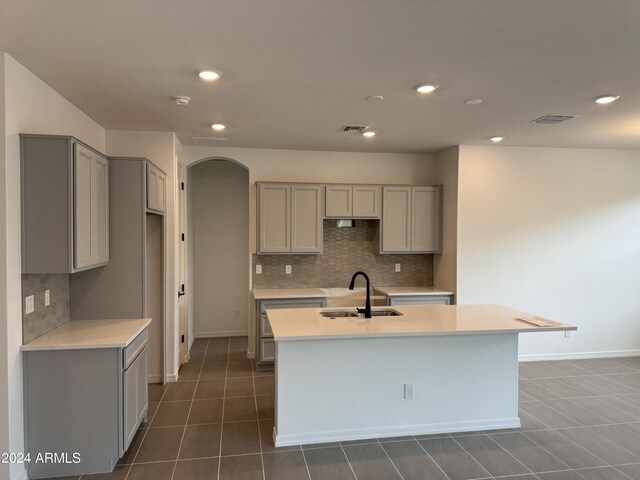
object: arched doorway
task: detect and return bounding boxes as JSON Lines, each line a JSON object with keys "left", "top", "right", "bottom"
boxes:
{"left": 187, "top": 159, "right": 250, "bottom": 340}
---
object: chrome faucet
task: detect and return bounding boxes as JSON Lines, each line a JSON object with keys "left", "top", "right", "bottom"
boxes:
{"left": 349, "top": 271, "right": 371, "bottom": 318}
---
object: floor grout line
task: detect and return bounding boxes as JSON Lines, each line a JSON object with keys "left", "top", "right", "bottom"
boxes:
{"left": 216, "top": 337, "right": 231, "bottom": 480}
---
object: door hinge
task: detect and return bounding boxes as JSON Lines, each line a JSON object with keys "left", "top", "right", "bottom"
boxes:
{"left": 178, "top": 284, "right": 186, "bottom": 298}
{"left": 181, "top": 181, "right": 185, "bottom": 190}
{"left": 181, "top": 233, "right": 185, "bottom": 241}
{"left": 181, "top": 334, "right": 185, "bottom": 343}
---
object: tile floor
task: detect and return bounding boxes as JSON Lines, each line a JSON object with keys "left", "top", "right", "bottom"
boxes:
{"left": 55, "top": 338, "right": 640, "bottom": 479}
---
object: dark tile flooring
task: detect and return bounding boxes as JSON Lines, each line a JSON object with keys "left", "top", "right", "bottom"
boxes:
{"left": 53, "top": 338, "right": 640, "bottom": 479}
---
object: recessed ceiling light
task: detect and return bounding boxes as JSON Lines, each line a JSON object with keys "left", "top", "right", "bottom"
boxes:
{"left": 211, "top": 123, "right": 226, "bottom": 131}
{"left": 362, "top": 131, "right": 376, "bottom": 137}
{"left": 198, "top": 70, "right": 223, "bottom": 81}
{"left": 490, "top": 136, "right": 504, "bottom": 142}
{"left": 172, "top": 96, "right": 191, "bottom": 106}
{"left": 465, "top": 99, "right": 483, "bottom": 105}
{"left": 594, "top": 94, "right": 620, "bottom": 105}
{"left": 415, "top": 83, "right": 439, "bottom": 94}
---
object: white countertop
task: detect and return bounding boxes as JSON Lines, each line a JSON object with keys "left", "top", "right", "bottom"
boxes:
{"left": 373, "top": 286, "right": 454, "bottom": 296}
{"left": 21, "top": 318, "right": 152, "bottom": 351}
{"left": 252, "top": 288, "right": 327, "bottom": 300}
{"left": 267, "top": 304, "right": 576, "bottom": 341}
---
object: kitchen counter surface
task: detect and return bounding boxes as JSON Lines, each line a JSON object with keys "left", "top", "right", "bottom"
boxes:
{"left": 267, "top": 304, "right": 575, "bottom": 341}
{"left": 373, "top": 286, "right": 454, "bottom": 296}
{"left": 21, "top": 318, "right": 152, "bottom": 351}
{"left": 252, "top": 288, "right": 327, "bottom": 299}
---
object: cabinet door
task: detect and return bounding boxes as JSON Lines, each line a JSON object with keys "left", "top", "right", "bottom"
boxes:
{"left": 123, "top": 362, "right": 138, "bottom": 451}
{"left": 74, "top": 145, "right": 93, "bottom": 269}
{"left": 147, "top": 164, "right": 166, "bottom": 213}
{"left": 258, "top": 183, "right": 291, "bottom": 253}
{"left": 353, "top": 185, "right": 381, "bottom": 218}
{"left": 291, "top": 185, "right": 323, "bottom": 253}
{"left": 381, "top": 186, "right": 412, "bottom": 252}
{"left": 411, "top": 186, "right": 441, "bottom": 252}
{"left": 325, "top": 185, "right": 352, "bottom": 217}
{"left": 136, "top": 349, "right": 148, "bottom": 424}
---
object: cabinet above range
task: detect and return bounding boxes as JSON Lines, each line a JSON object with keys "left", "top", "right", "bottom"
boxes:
{"left": 257, "top": 182, "right": 441, "bottom": 255}
{"left": 21, "top": 134, "right": 109, "bottom": 273}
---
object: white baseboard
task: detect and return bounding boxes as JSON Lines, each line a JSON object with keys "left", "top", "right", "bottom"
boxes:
{"left": 165, "top": 373, "right": 179, "bottom": 382}
{"left": 194, "top": 331, "right": 248, "bottom": 338}
{"left": 247, "top": 350, "right": 255, "bottom": 359}
{"left": 519, "top": 349, "right": 640, "bottom": 362}
{"left": 147, "top": 374, "right": 163, "bottom": 383}
{"left": 274, "top": 418, "right": 520, "bottom": 447}
{"left": 189, "top": 336, "right": 194, "bottom": 349}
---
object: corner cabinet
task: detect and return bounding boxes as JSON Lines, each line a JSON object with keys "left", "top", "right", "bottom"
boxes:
{"left": 257, "top": 182, "right": 323, "bottom": 254}
{"left": 378, "top": 186, "right": 441, "bottom": 254}
{"left": 21, "top": 135, "right": 109, "bottom": 273}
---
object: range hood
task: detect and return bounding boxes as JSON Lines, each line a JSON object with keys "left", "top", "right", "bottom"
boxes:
{"left": 336, "top": 219, "right": 356, "bottom": 228}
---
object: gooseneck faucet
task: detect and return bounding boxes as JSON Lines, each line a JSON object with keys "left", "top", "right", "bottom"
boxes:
{"left": 349, "top": 271, "right": 371, "bottom": 318}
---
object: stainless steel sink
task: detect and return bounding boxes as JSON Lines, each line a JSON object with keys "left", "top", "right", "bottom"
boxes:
{"left": 369, "top": 309, "right": 402, "bottom": 316}
{"left": 319, "top": 311, "right": 359, "bottom": 318}
{"left": 319, "top": 309, "right": 403, "bottom": 318}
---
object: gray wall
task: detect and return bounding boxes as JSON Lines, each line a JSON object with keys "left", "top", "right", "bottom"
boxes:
{"left": 190, "top": 160, "right": 249, "bottom": 337}
{"left": 22, "top": 274, "right": 70, "bottom": 343}
{"left": 252, "top": 220, "right": 433, "bottom": 288}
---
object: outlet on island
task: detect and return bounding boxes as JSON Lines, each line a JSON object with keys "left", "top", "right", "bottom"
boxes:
{"left": 404, "top": 383, "right": 414, "bottom": 399}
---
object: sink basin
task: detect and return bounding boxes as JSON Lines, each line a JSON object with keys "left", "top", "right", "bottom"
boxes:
{"left": 319, "top": 311, "right": 359, "bottom": 318}
{"left": 369, "top": 309, "right": 402, "bottom": 316}
{"left": 319, "top": 309, "right": 403, "bottom": 318}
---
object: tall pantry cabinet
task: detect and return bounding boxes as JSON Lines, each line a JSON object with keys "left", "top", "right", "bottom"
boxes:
{"left": 71, "top": 157, "right": 167, "bottom": 382}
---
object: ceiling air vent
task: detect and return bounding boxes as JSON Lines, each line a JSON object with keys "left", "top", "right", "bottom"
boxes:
{"left": 531, "top": 114, "right": 576, "bottom": 125}
{"left": 342, "top": 125, "right": 369, "bottom": 133}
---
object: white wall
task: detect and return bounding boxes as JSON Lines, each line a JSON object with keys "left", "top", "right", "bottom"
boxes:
{"left": 456, "top": 145, "right": 640, "bottom": 359}
{"left": 105, "top": 131, "right": 180, "bottom": 379}
{"left": 2, "top": 52, "right": 106, "bottom": 480}
{"left": 190, "top": 161, "right": 249, "bottom": 337}
{"left": 433, "top": 146, "right": 459, "bottom": 294}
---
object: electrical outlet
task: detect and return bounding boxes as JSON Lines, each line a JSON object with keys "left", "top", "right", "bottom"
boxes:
{"left": 255, "top": 264, "right": 262, "bottom": 275}
{"left": 404, "top": 383, "right": 414, "bottom": 399}
{"left": 25, "top": 295, "right": 34, "bottom": 314}
{"left": 395, "top": 263, "right": 401, "bottom": 273}
{"left": 44, "top": 289, "right": 50, "bottom": 306}
{"left": 285, "top": 265, "right": 292, "bottom": 275}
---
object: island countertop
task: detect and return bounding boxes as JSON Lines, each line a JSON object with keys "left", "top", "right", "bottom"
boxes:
{"left": 267, "top": 304, "right": 576, "bottom": 341}
{"left": 21, "top": 318, "right": 152, "bottom": 351}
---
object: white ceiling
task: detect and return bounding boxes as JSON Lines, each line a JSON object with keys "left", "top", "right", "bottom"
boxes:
{"left": 2, "top": 0, "right": 640, "bottom": 153}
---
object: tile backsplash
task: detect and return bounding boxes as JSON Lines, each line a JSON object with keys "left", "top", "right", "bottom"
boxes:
{"left": 22, "top": 274, "right": 70, "bottom": 343}
{"left": 252, "top": 220, "right": 433, "bottom": 288}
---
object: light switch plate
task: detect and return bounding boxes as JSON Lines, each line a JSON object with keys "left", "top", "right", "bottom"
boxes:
{"left": 45, "top": 289, "right": 50, "bottom": 306}
{"left": 285, "top": 265, "right": 292, "bottom": 275}
{"left": 255, "top": 264, "right": 262, "bottom": 275}
{"left": 25, "top": 295, "right": 35, "bottom": 314}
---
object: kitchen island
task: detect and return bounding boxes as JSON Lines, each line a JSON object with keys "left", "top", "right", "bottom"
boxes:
{"left": 267, "top": 304, "right": 575, "bottom": 446}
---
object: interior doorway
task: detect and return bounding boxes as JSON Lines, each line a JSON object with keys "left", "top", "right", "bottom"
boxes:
{"left": 188, "top": 160, "right": 249, "bottom": 338}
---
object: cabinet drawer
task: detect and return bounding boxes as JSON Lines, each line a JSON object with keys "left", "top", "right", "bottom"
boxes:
{"left": 259, "top": 339, "right": 275, "bottom": 362}
{"left": 124, "top": 330, "right": 148, "bottom": 369}
{"left": 259, "top": 299, "right": 326, "bottom": 313}
{"left": 389, "top": 295, "right": 452, "bottom": 306}
{"left": 260, "top": 314, "right": 273, "bottom": 338}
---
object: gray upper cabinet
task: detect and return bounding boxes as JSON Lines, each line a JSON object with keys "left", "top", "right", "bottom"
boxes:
{"left": 21, "top": 134, "right": 109, "bottom": 273}
{"left": 325, "top": 185, "right": 380, "bottom": 218}
{"left": 257, "top": 182, "right": 322, "bottom": 254}
{"left": 147, "top": 163, "right": 166, "bottom": 213}
{"left": 379, "top": 185, "right": 441, "bottom": 254}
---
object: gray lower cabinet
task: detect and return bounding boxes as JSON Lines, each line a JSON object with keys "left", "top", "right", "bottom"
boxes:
{"left": 387, "top": 294, "right": 453, "bottom": 306}
{"left": 21, "top": 134, "right": 109, "bottom": 273}
{"left": 23, "top": 330, "right": 148, "bottom": 478}
{"left": 255, "top": 297, "right": 326, "bottom": 370}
